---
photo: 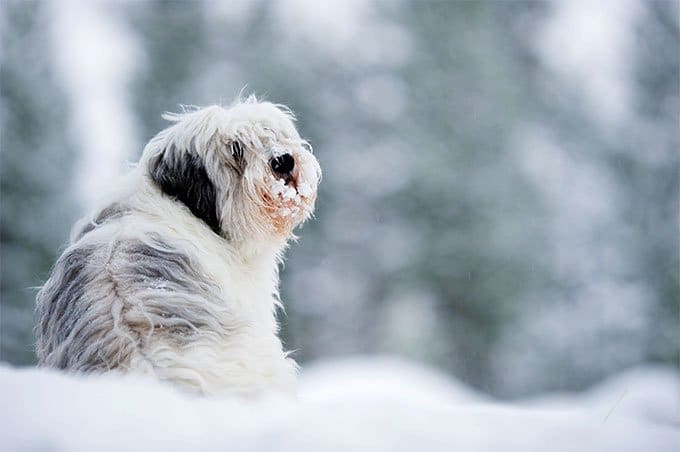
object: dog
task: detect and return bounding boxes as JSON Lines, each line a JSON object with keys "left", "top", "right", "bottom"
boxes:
{"left": 35, "top": 96, "right": 321, "bottom": 396}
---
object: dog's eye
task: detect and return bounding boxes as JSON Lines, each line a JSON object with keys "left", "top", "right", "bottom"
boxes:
{"left": 231, "top": 141, "right": 244, "bottom": 161}
{"left": 271, "top": 154, "right": 295, "bottom": 174}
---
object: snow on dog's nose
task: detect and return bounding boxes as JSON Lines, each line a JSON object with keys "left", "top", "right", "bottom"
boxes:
{"left": 265, "top": 148, "right": 320, "bottom": 235}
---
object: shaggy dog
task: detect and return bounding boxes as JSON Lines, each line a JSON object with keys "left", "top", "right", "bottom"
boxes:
{"left": 35, "top": 96, "right": 321, "bottom": 396}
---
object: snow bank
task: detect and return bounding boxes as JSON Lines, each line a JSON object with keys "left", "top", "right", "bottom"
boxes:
{"left": 1, "top": 357, "right": 677, "bottom": 451}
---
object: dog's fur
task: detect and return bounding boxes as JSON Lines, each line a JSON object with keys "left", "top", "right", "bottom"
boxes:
{"left": 35, "top": 97, "right": 321, "bottom": 396}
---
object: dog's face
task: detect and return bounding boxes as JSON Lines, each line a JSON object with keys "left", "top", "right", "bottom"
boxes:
{"left": 145, "top": 98, "right": 321, "bottom": 243}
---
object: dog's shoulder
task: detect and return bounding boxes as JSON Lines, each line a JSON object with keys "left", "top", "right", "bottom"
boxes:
{"left": 36, "top": 216, "right": 226, "bottom": 370}
{"left": 70, "top": 202, "right": 132, "bottom": 242}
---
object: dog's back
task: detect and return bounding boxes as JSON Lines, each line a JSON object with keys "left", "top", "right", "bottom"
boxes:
{"left": 36, "top": 205, "right": 225, "bottom": 376}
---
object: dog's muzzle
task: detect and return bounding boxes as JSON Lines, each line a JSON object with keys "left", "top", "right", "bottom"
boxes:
{"left": 265, "top": 151, "right": 318, "bottom": 234}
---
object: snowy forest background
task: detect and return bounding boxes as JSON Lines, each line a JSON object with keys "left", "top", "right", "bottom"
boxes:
{"left": 1, "top": 0, "right": 678, "bottom": 399}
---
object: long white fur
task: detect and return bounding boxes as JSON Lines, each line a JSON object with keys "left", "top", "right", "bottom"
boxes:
{"left": 35, "top": 96, "right": 321, "bottom": 396}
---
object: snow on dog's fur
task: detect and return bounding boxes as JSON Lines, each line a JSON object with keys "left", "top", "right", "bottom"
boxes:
{"left": 35, "top": 96, "right": 321, "bottom": 396}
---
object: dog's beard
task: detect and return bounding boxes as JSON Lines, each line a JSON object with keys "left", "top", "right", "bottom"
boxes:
{"left": 263, "top": 177, "right": 314, "bottom": 234}
{"left": 261, "top": 155, "right": 319, "bottom": 235}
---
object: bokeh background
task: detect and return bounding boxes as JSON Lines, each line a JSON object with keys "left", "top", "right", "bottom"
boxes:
{"left": 1, "top": 0, "right": 678, "bottom": 398}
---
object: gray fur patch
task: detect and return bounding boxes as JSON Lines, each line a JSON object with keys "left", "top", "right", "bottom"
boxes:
{"left": 36, "top": 237, "right": 225, "bottom": 372}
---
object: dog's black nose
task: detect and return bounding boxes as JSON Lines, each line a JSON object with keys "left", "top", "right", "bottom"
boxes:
{"left": 271, "top": 154, "right": 295, "bottom": 174}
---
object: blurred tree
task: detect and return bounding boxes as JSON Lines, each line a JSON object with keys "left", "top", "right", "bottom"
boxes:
{"left": 385, "top": 1, "right": 553, "bottom": 392}
{"left": 625, "top": 0, "right": 679, "bottom": 366}
{"left": 128, "top": 1, "right": 208, "bottom": 137}
{"left": 486, "top": 0, "right": 679, "bottom": 396}
{"left": 0, "top": 1, "right": 77, "bottom": 364}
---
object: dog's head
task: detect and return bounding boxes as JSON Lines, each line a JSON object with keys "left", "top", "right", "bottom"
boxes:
{"left": 143, "top": 97, "right": 321, "bottom": 244}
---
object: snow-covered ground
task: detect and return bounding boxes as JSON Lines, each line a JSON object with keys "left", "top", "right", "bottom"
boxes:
{"left": 1, "top": 357, "right": 678, "bottom": 451}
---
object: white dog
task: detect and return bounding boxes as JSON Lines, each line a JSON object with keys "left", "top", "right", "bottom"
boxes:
{"left": 35, "top": 96, "right": 321, "bottom": 396}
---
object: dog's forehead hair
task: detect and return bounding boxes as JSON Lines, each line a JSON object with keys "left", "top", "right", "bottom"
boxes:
{"left": 226, "top": 102, "right": 298, "bottom": 135}
{"left": 157, "top": 101, "right": 303, "bottom": 161}
{"left": 206, "top": 102, "right": 299, "bottom": 141}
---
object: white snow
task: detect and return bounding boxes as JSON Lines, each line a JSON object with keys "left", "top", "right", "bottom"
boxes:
{"left": 269, "top": 177, "right": 307, "bottom": 219}
{"left": 282, "top": 186, "right": 298, "bottom": 201}
{"left": 270, "top": 178, "right": 299, "bottom": 201}
{"left": 0, "top": 357, "right": 677, "bottom": 451}
{"left": 297, "top": 182, "right": 313, "bottom": 198}
{"left": 271, "top": 178, "right": 287, "bottom": 196}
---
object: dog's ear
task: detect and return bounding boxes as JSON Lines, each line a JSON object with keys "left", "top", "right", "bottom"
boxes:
{"left": 148, "top": 144, "right": 221, "bottom": 235}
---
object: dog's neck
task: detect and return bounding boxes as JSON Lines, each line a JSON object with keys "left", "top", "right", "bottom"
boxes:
{"left": 133, "top": 174, "right": 287, "bottom": 306}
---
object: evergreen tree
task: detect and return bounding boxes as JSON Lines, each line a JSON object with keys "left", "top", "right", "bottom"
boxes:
{"left": 0, "top": 1, "right": 77, "bottom": 364}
